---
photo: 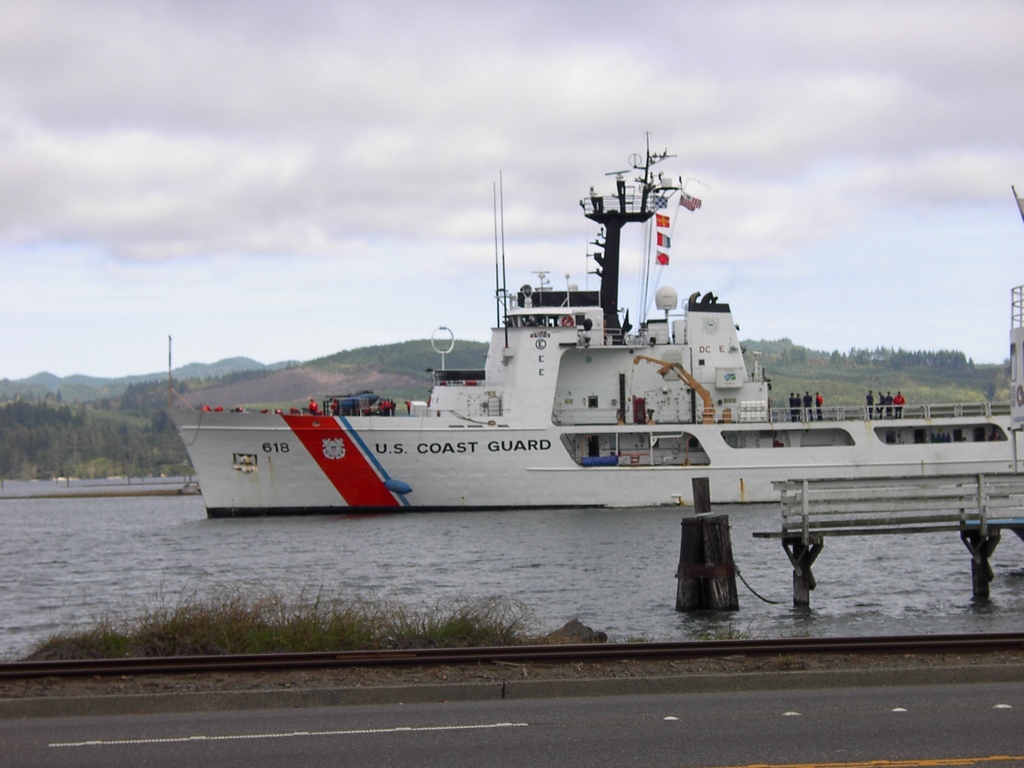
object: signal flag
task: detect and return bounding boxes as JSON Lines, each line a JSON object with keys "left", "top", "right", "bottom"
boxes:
{"left": 680, "top": 193, "right": 702, "bottom": 212}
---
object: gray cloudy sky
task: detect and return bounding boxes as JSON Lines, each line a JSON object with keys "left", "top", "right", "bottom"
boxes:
{"left": 2, "top": 0, "right": 1022, "bottom": 379}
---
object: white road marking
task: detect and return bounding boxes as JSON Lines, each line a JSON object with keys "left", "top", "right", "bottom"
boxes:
{"left": 50, "top": 721, "right": 529, "bottom": 748}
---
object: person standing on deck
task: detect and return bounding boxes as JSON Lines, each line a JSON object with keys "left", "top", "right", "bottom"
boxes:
{"left": 866, "top": 390, "right": 874, "bottom": 420}
{"left": 815, "top": 392, "right": 823, "bottom": 421}
{"left": 803, "top": 392, "right": 813, "bottom": 422}
{"left": 893, "top": 391, "right": 905, "bottom": 418}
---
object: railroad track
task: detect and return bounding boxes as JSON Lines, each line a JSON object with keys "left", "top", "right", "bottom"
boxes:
{"left": 3, "top": 633, "right": 1022, "bottom": 680}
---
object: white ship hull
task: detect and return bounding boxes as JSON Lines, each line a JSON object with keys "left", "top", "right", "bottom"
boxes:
{"left": 170, "top": 408, "right": 1017, "bottom": 517}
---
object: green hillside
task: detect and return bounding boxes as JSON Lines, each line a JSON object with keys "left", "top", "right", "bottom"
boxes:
{"left": 308, "top": 339, "right": 489, "bottom": 376}
{"left": 0, "top": 357, "right": 291, "bottom": 404}
{"left": 744, "top": 339, "right": 1009, "bottom": 408}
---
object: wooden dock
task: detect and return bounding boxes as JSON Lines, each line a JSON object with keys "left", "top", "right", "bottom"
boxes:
{"left": 754, "top": 474, "right": 1024, "bottom": 605}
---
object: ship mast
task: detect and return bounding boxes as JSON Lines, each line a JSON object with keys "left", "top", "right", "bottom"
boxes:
{"left": 580, "top": 138, "right": 675, "bottom": 339}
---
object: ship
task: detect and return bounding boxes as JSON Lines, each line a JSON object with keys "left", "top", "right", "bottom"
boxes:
{"left": 170, "top": 144, "right": 1017, "bottom": 517}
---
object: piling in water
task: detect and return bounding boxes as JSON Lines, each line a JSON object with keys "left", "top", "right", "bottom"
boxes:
{"left": 675, "top": 478, "right": 739, "bottom": 611}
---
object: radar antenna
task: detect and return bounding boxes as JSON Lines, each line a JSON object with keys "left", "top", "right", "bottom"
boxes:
{"left": 579, "top": 134, "right": 678, "bottom": 339}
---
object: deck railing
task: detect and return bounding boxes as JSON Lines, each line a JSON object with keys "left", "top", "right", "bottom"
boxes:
{"left": 770, "top": 401, "right": 1009, "bottom": 424}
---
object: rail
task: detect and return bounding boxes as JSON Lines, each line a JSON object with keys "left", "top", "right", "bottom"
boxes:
{"left": 580, "top": 192, "right": 656, "bottom": 217}
{"left": 3, "top": 634, "right": 1024, "bottom": 680}
{"left": 754, "top": 473, "right": 1024, "bottom": 545}
{"left": 770, "top": 401, "right": 1009, "bottom": 424}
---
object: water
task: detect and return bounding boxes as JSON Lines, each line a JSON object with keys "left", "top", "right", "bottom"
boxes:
{"left": 1, "top": 492, "right": 1023, "bottom": 660}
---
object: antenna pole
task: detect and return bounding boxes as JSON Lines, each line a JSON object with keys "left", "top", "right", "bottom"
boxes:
{"left": 500, "top": 171, "right": 509, "bottom": 349}
{"left": 493, "top": 182, "right": 501, "bottom": 330}
{"left": 167, "top": 335, "right": 173, "bottom": 408}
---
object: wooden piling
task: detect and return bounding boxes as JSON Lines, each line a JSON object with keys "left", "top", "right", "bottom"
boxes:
{"left": 676, "top": 517, "right": 704, "bottom": 611}
{"left": 692, "top": 477, "right": 711, "bottom": 516}
{"left": 676, "top": 516, "right": 739, "bottom": 611}
{"left": 961, "top": 529, "right": 1002, "bottom": 599}
{"left": 781, "top": 536, "right": 823, "bottom": 607}
{"left": 676, "top": 478, "right": 739, "bottom": 611}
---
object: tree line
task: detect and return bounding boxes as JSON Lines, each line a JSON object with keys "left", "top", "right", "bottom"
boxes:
{"left": 746, "top": 339, "right": 977, "bottom": 371}
{"left": 838, "top": 347, "right": 972, "bottom": 370}
{"left": 0, "top": 398, "right": 190, "bottom": 480}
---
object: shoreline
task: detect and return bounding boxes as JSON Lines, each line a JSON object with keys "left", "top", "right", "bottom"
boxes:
{"left": 0, "top": 479, "right": 199, "bottom": 500}
{"left": 0, "top": 487, "right": 199, "bottom": 500}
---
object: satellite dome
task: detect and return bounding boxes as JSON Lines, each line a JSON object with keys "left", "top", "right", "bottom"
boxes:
{"left": 654, "top": 286, "right": 678, "bottom": 311}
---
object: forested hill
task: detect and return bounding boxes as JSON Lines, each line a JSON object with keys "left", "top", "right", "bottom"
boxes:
{"left": 0, "top": 341, "right": 490, "bottom": 406}
{"left": 743, "top": 339, "right": 1009, "bottom": 408}
{"left": 0, "top": 357, "right": 296, "bottom": 404}
{"left": 0, "top": 339, "right": 490, "bottom": 481}
{"left": 0, "top": 337, "right": 1008, "bottom": 409}
{"left": 0, "top": 337, "right": 1009, "bottom": 481}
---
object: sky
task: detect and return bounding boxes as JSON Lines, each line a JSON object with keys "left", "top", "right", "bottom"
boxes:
{"left": 1, "top": 0, "right": 1023, "bottom": 380}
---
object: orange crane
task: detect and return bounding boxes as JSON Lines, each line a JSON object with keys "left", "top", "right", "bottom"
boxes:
{"left": 632, "top": 354, "right": 716, "bottom": 425}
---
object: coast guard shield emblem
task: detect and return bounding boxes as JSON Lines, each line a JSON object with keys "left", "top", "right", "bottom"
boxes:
{"left": 322, "top": 437, "right": 346, "bottom": 460}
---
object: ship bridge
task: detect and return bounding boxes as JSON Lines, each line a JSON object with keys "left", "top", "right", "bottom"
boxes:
{"left": 505, "top": 285, "right": 604, "bottom": 336}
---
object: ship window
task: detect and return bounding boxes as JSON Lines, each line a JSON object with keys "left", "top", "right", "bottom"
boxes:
{"left": 587, "top": 396, "right": 599, "bottom": 408}
{"left": 878, "top": 424, "right": 1006, "bottom": 445}
{"left": 721, "top": 429, "right": 855, "bottom": 448}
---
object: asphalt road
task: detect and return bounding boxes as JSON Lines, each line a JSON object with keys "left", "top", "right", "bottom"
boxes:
{"left": 3, "top": 680, "right": 1022, "bottom": 768}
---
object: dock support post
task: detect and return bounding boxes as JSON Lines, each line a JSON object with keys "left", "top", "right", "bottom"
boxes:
{"left": 675, "top": 479, "right": 739, "bottom": 611}
{"left": 781, "top": 536, "right": 823, "bottom": 607}
{"left": 692, "top": 477, "right": 712, "bottom": 517}
{"left": 960, "top": 529, "right": 1001, "bottom": 599}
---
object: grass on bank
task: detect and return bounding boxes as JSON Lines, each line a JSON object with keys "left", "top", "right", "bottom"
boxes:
{"left": 25, "top": 590, "right": 547, "bottom": 661}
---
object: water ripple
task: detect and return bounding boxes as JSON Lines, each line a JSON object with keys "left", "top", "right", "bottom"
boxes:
{"left": 1, "top": 495, "right": 1022, "bottom": 659}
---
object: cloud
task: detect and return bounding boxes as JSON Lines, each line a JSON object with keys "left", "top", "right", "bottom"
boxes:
{"left": 1, "top": 0, "right": 1023, "bottom": 377}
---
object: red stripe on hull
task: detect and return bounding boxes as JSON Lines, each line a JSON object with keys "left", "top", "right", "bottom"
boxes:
{"left": 281, "top": 415, "right": 400, "bottom": 508}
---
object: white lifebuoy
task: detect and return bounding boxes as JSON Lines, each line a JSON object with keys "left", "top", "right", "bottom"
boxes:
{"left": 560, "top": 315, "right": 575, "bottom": 327}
